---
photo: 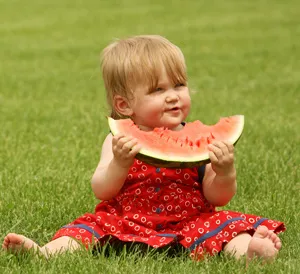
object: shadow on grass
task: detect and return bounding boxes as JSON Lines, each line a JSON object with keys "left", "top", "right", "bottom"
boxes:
{"left": 92, "top": 241, "right": 191, "bottom": 261}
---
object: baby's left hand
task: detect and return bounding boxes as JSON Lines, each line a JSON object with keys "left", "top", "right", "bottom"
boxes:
{"left": 207, "top": 141, "right": 235, "bottom": 177}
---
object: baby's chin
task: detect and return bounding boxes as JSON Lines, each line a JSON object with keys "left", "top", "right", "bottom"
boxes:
{"left": 159, "top": 121, "right": 185, "bottom": 131}
{"left": 137, "top": 122, "right": 183, "bottom": 132}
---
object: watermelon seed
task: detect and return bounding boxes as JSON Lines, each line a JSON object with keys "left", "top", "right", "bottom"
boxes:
{"left": 185, "top": 137, "right": 189, "bottom": 145}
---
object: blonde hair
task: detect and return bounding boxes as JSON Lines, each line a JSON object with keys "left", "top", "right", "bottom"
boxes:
{"left": 101, "top": 35, "right": 187, "bottom": 119}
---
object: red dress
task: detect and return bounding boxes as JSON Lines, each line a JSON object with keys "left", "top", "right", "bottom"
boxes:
{"left": 52, "top": 159, "right": 285, "bottom": 260}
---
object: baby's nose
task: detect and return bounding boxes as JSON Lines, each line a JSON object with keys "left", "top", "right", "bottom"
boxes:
{"left": 166, "top": 91, "right": 179, "bottom": 102}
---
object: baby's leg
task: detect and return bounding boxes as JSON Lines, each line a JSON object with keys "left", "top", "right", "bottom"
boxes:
{"left": 223, "top": 226, "right": 281, "bottom": 263}
{"left": 2, "top": 233, "right": 81, "bottom": 258}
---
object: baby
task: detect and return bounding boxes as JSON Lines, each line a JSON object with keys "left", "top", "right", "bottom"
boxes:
{"left": 3, "top": 35, "right": 285, "bottom": 263}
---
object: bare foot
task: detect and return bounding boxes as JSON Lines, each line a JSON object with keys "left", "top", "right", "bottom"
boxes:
{"left": 2, "top": 233, "right": 41, "bottom": 255}
{"left": 247, "top": 226, "right": 281, "bottom": 263}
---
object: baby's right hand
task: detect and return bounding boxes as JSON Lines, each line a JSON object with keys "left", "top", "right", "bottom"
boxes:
{"left": 112, "top": 134, "right": 142, "bottom": 168}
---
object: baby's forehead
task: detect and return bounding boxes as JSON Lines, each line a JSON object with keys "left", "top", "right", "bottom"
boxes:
{"left": 124, "top": 59, "right": 186, "bottom": 93}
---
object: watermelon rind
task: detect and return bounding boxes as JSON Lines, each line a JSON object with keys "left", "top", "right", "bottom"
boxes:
{"left": 108, "top": 116, "right": 244, "bottom": 168}
{"left": 135, "top": 154, "right": 211, "bottom": 168}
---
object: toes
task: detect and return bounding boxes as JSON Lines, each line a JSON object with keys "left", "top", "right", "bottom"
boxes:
{"left": 5, "top": 233, "right": 19, "bottom": 243}
{"left": 255, "top": 225, "right": 269, "bottom": 238}
{"left": 2, "top": 236, "right": 10, "bottom": 249}
{"left": 254, "top": 227, "right": 282, "bottom": 252}
{"left": 268, "top": 231, "right": 277, "bottom": 241}
{"left": 273, "top": 235, "right": 282, "bottom": 250}
{"left": 267, "top": 231, "right": 282, "bottom": 250}
{"left": 275, "top": 240, "right": 282, "bottom": 250}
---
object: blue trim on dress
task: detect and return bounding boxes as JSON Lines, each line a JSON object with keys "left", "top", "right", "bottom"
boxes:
{"left": 253, "top": 218, "right": 268, "bottom": 228}
{"left": 62, "top": 218, "right": 268, "bottom": 249}
{"left": 62, "top": 224, "right": 102, "bottom": 239}
{"left": 156, "top": 233, "right": 177, "bottom": 238}
{"left": 197, "top": 165, "right": 206, "bottom": 183}
{"left": 189, "top": 217, "right": 244, "bottom": 251}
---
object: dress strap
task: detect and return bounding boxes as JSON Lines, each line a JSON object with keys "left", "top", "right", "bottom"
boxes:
{"left": 197, "top": 165, "right": 206, "bottom": 183}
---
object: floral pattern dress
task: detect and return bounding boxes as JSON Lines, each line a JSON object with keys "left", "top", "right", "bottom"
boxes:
{"left": 52, "top": 159, "right": 285, "bottom": 259}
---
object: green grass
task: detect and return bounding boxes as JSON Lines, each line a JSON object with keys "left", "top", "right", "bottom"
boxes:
{"left": 0, "top": 0, "right": 299, "bottom": 273}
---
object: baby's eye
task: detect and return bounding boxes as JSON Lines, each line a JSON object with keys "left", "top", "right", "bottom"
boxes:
{"left": 148, "top": 87, "right": 163, "bottom": 94}
{"left": 175, "top": 83, "right": 185, "bottom": 88}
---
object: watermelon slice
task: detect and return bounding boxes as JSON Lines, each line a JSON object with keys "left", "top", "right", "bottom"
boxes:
{"left": 108, "top": 115, "right": 244, "bottom": 168}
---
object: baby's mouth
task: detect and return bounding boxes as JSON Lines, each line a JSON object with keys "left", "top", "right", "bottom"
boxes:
{"left": 167, "top": 107, "right": 180, "bottom": 111}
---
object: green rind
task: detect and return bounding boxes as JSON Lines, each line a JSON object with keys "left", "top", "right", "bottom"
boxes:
{"left": 135, "top": 153, "right": 211, "bottom": 168}
{"left": 108, "top": 116, "right": 244, "bottom": 168}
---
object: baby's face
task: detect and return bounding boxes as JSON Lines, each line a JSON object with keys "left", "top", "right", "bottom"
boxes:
{"left": 128, "top": 69, "right": 191, "bottom": 131}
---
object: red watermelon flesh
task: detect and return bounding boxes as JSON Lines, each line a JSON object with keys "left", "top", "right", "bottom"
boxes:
{"left": 108, "top": 115, "right": 244, "bottom": 168}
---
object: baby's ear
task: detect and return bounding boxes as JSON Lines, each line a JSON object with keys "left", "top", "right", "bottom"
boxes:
{"left": 113, "top": 95, "right": 133, "bottom": 117}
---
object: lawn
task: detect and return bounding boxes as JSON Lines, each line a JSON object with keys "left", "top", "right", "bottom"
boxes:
{"left": 0, "top": 0, "right": 299, "bottom": 273}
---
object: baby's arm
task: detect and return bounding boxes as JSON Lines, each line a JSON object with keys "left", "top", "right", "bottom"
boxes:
{"left": 91, "top": 133, "right": 141, "bottom": 201}
{"left": 202, "top": 141, "right": 237, "bottom": 206}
